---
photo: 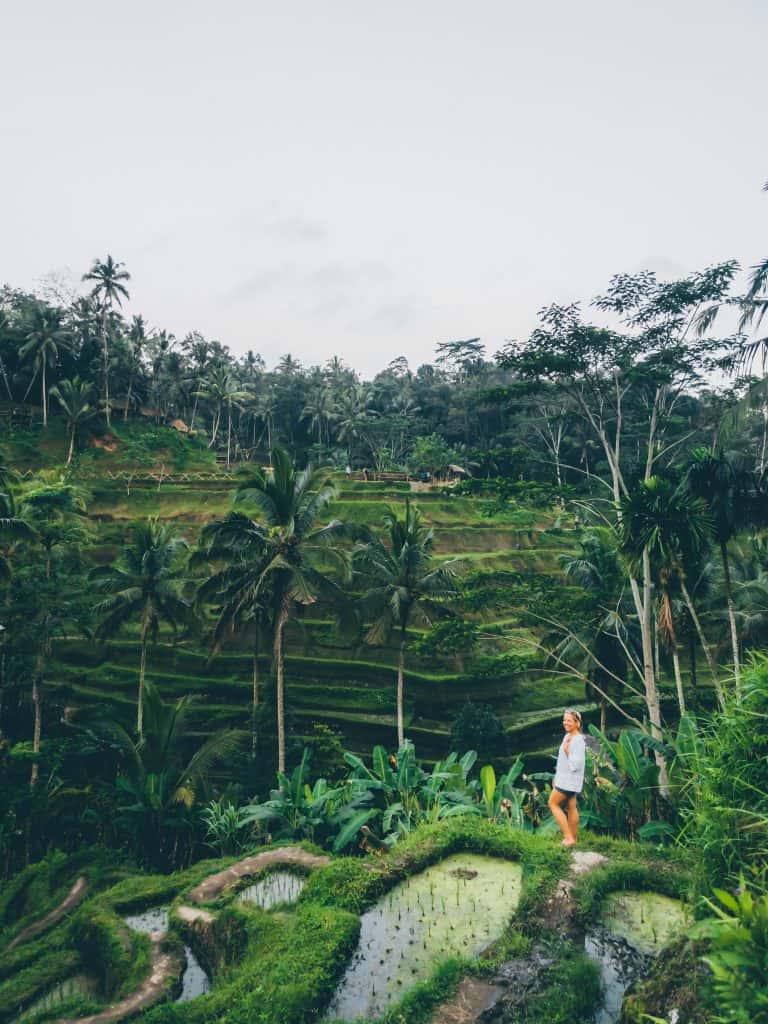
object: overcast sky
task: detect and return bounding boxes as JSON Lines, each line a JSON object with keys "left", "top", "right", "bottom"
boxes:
{"left": 2, "top": 1, "right": 766, "bottom": 375}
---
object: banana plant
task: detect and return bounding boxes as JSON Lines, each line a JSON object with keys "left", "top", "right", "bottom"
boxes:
{"left": 582, "top": 725, "right": 664, "bottom": 838}
{"left": 479, "top": 757, "right": 529, "bottom": 827}
{"left": 240, "top": 749, "right": 347, "bottom": 843}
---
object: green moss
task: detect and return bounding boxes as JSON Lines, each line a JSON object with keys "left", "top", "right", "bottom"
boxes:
{"left": 571, "top": 857, "right": 691, "bottom": 922}
{"left": 70, "top": 904, "right": 148, "bottom": 998}
{"left": 0, "top": 950, "right": 81, "bottom": 1023}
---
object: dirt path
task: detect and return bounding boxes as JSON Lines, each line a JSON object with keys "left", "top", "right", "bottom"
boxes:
{"left": 188, "top": 846, "right": 331, "bottom": 903}
{"left": 55, "top": 940, "right": 184, "bottom": 1024}
{"left": 430, "top": 850, "right": 608, "bottom": 1024}
{"left": 6, "top": 877, "right": 89, "bottom": 951}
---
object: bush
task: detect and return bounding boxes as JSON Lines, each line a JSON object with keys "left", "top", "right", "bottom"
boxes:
{"left": 450, "top": 702, "right": 508, "bottom": 758}
{"left": 683, "top": 657, "right": 768, "bottom": 891}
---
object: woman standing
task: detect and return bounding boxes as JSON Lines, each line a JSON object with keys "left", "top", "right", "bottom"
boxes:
{"left": 548, "top": 709, "right": 586, "bottom": 847}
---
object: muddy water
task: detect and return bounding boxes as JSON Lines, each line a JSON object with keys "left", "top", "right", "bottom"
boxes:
{"left": 586, "top": 891, "right": 690, "bottom": 1023}
{"left": 122, "top": 904, "right": 211, "bottom": 1002}
{"left": 324, "top": 853, "right": 523, "bottom": 1022}
{"left": 236, "top": 870, "right": 306, "bottom": 909}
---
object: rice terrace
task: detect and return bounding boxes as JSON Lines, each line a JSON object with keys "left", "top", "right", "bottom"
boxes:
{"left": 2, "top": 4, "right": 768, "bottom": 1023}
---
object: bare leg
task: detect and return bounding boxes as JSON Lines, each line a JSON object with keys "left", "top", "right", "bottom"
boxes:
{"left": 548, "top": 789, "right": 574, "bottom": 844}
{"left": 566, "top": 795, "right": 579, "bottom": 843}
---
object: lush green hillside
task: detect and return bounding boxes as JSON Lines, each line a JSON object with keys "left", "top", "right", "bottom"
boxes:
{"left": 2, "top": 420, "right": 610, "bottom": 767}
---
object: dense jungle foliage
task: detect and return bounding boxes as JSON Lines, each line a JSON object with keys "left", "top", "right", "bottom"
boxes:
{"left": 2, "top": 251, "right": 768, "bottom": 1022}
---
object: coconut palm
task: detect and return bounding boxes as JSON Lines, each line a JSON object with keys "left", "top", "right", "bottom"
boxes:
{"left": 19, "top": 304, "right": 70, "bottom": 428}
{"left": 557, "top": 527, "right": 632, "bottom": 731}
{"left": 620, "top": 476, "right": 718, "bottom": 707}
{"left": 232, "top": 447, "right": 353, "bottom": 773}
{"left": 334, "top": 385, "right": 376, "bottom": 463}
{"left": 686, "top": 448, "right": 762, "bottom": 689}
{"left": 196, "top": 366, "right": 249, "bottom": 465}
{"left": 193, "top": 514, "right": 275, "bottom": 761}
{"left": 92, "top": 520, "right": 192, "bottom": 737}
{"left": 355, "top": 499, "right": 460, "bottom": 747}
{"left": 82, "top": 255, "right": 131, "bottom": 427}
{"left": 301, "top": 386, "right": 334, "bottom": 446}
{"left": 124, "top": 315, "right": 151, "bottom": 420}
{"left": 49, "top": 377, "right": 96, "bottom": 465}
{"left": 74, "top": 680, "right": 245, "bottom": 868}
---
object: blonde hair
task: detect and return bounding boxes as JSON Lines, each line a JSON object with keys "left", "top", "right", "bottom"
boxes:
{"left": 563, "top": 708, "right": 583, "bottom": 729}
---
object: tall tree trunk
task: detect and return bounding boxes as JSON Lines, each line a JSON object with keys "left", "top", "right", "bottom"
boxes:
{"left": 227, "top": 405, "right": 232, "bottom": 467}
{"left": 397, "top": 638, "right": 406, "bottom": 748}
{"left": 720, "top": 540, "right": 741, "bottom": 691}
{"left": 67, "top": 426, "right": 75, "bottom": 466}
{"left": 251, "top": 642, "right": 260, "bottom": 761}
{"left": 600, "top": 697, "right": 607, "bottom": 734}
{"left": 31, "top": 663, "right": 42, "bottom": 788}
{"left": 125, "top": 375, "right": 132, "bottom": 421}
{"left": 678, "top": 576, "right": 722, "bottom": 705}
{"left": 671, "top": 645, "right": 685, "bottom": 715}
{"left": 138, "top": 610, "right": 149, "bottom": 737}
{"left": 638, "top": 551, "right": 667, "bottom": 788}
{"left": 102, "top": 307, "right": 111, "bottom": 429}
{"left": 41, "top": 359, "right": 47, "bottom": 428}
{"left": 275, "top": 605, "right": 288, "bottom": 775}
{"left": 688, "top": 629, "right": 698, "bottom": 706}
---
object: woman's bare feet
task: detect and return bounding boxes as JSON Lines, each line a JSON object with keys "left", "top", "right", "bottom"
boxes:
{"left": 561, "top": 837, "right": 577, "bottom": 847}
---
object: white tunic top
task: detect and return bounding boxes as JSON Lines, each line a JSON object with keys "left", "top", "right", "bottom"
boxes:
{"left": 553, "top": 733, "right": 586, "bottom": 793}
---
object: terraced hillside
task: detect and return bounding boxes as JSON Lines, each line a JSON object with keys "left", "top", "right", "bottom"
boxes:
{"left": 5, "top": 422, "right": 603, "bottom": 767}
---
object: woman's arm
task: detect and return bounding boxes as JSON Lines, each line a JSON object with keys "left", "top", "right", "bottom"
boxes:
{"left": 566, "top": 735, "right": 586, "bottom": 779}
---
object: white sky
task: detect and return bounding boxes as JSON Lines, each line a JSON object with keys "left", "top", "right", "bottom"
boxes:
{"left": 2, "top": 1, "right": 766, "bottom": 374}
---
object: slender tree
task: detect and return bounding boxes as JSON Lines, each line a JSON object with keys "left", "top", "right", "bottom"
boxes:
{"left": 194, "top": 514, "right": 274, "bottom": 761}
{"left": 93, "top": 520, "right": 192, "bottom": 737}
{"left": 233, "top": 447, "right": 352, "bottom": 773}
{"left": 74, "top": 680, "right": 244, "bottom": 868}
{"left": 82, "top": 255, "right": 131, "bottom": 427}
{"left": 19, "top": 304, "right": 70, "bottom": 428}
{"left": 355, "top": 498, "right": 459, "bottom": 747}
{"left": 196, "top": 367, "right": 249, "bottom": 465}
{"left": 620, "top": 476, "right": 718, "bottom": 707}
{"left": 686, "top": 448, "right": 762, "bottom": 690}
{"left": 50, "top": 377, "right": 96, "bottom": 465}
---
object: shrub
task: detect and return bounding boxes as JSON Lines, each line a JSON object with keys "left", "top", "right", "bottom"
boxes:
{"left": 683, "top": 657, "right": 768, "bottom": 891}
{"left": 450, "top": 702, "right": 507, "bottom": 758}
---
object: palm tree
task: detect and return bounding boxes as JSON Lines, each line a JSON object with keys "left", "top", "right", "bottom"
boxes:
{"left": 334, "top": 385, "right": 376, "bottom": 463}
{"left": 355, "top": 499, "right": 460, "bottom": 747}
{"left": 49, "top": 377, "right": 96, "bottom": 465}
{"left": 686, "top": 448, "right": 761, "bottom": 689}
{"left": 82, "top": 255, "right": 131, "bottom": 427}
{"left": 93, "top": 520, "right": 192, "bottom": 737}
{"left": 124, "top": 315, "right": 150, "bottom": 420}
{"left": 193, "top": 513, "right": 275, "bottom": 762}
{"left": 557, "top": 527, "right": 632, "bottom": 731}
{"left": 302, "top": 386, "right": 334, "bottom": 446}
{"left": 19, "top": 304, "right": 70, "bottom": 428}
{"left": 74, "top": 680, "right": 244, "bottom": 868}
{"left": 232, "top": 447, "right": 352, "bottom": 773}
{"left": 620, "top": 476, "right": 718, "bottom": 707}
{"left": 196, "top": 367, "right": 249, "bottom": 465}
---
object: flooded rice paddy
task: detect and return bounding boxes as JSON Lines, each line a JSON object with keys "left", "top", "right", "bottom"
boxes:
{"left": 236, "top": 870, "right": 306, "bottom": 909}
{"left": 586, "top": 890, "right": 690, "bottom": 1023}
{"left": 324, "top": 853, "right": 523, "bottom": 1021}
{"left": 123, "top": 904, "right": 211, "bottom": 1002}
